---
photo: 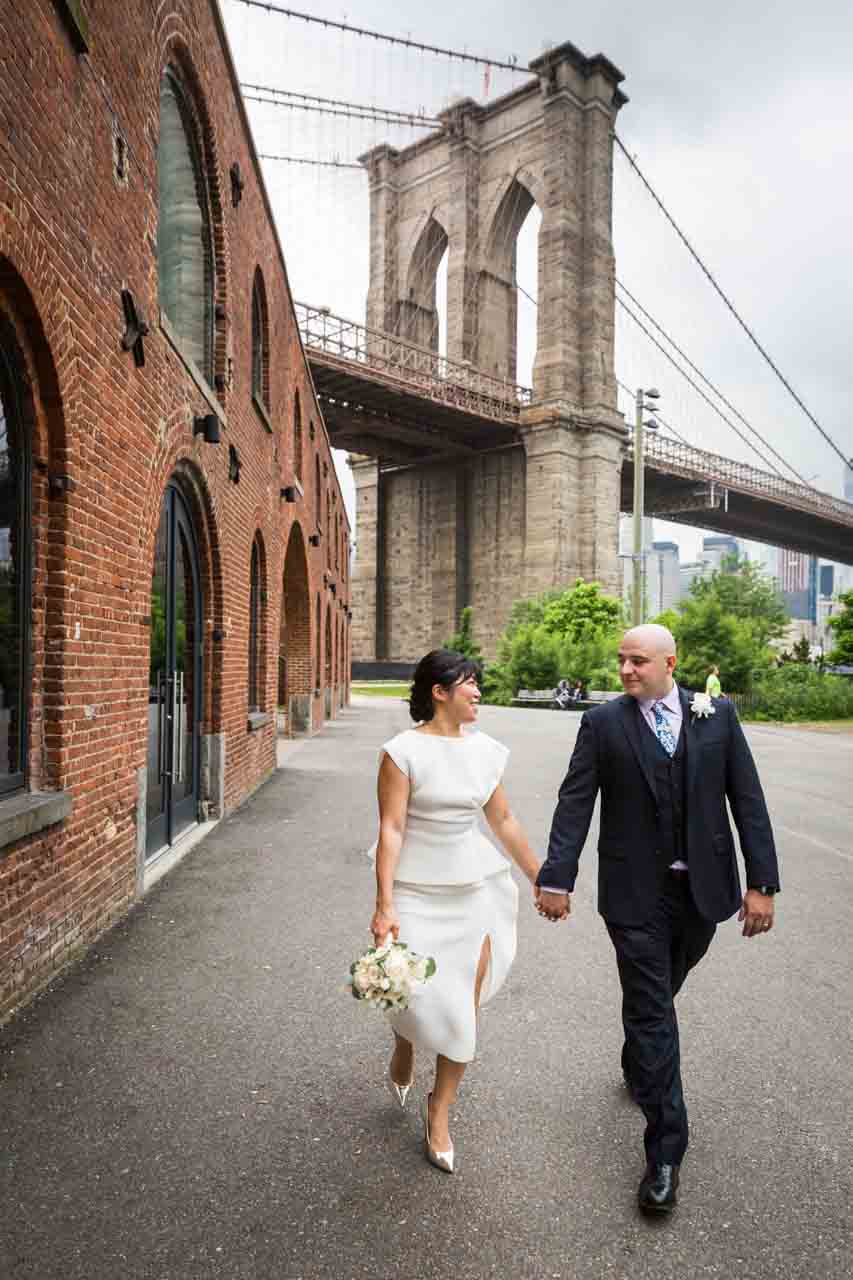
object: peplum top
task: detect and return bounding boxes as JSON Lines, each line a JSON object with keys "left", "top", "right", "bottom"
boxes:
{"left": 375, "top": 728, "right": 511, "bottom": 886}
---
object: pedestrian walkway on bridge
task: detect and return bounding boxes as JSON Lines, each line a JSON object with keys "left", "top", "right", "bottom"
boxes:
{"left": 1, "top": 701, "right": 850, "bottom": 1279}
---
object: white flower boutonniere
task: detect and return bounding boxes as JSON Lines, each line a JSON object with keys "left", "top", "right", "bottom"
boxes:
{"left": 690, "top": 692, "right": 716, "bottom": 721}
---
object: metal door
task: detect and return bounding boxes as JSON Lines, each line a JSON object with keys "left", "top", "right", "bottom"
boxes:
{"left": 146, "top": 486, "right": 202, "bottom": 858}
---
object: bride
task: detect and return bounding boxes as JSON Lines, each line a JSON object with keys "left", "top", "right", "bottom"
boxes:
{"left": 369, "top": 649, "right": 541, "bottom": 1173}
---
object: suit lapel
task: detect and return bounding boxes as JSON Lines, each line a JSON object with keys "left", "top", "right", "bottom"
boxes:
{"left": 679, "top": 686, "right": 700, "bottom": 801}
{"left": 618, "top": 695, "right": 657, "bottom": 800}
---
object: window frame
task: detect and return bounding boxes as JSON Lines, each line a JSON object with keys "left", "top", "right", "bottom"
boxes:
{"left": 248, "top": 537, "right": 262, "bottom": 715}
{"left": 0, "top": 332, "right": 32, "bottom": 797}
{"left": 157, "top": 67, "right": 216, "bottom": 384}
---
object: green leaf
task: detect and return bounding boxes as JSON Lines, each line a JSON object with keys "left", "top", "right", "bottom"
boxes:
{"left": 425, "top": 957, "right": 437, "bottom": 979}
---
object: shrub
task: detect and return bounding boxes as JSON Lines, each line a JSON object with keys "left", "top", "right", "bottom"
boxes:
{"left": 749, "top": 665, "right": 853, "bottom": 721}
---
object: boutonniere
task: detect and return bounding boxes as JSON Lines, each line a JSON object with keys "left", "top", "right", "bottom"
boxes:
{"left": 690, "top": 692, "right": 716, "bottom": 721}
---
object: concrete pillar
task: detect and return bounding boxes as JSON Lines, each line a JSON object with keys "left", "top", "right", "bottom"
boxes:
{"left": 440, "top": 100, "right": 482, "bottom": 365}
{"left": 360, "top": 145, "right": 399, "bottom": 334}
{"left": 350, "top": 456, "right": 380, "bottom": 660}
{"left": 521, "top": 407, "right": 625, "bottom": 598}
{"left": 529, "top": 44, "right": 625, "bottom": 410}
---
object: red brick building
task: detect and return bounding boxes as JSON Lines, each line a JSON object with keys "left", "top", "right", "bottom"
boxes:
{"left": 0, "top": 0, "right": 352, "bottom": 1022}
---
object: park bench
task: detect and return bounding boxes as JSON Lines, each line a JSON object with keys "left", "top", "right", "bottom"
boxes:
{"left": 511, "top": 688, "right": 622, "bottom": 711}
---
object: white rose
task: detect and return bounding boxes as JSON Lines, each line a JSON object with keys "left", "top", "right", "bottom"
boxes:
{"left": 354, "top": 971, "right": 371, "bottom": 992}
{"left": 384, "top": 951, "right": 409, "bottom": 982}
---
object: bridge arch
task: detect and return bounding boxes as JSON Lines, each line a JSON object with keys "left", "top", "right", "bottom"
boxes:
{"left": 398, "top": 211, "right": 449, "bottom": 352}
{"left": 478, "top": 172, "right": 543, "bottom": 383}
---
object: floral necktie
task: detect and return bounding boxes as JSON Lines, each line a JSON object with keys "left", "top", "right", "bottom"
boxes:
{"left": 652, "top": 702, "right": 677, "bottom": 757}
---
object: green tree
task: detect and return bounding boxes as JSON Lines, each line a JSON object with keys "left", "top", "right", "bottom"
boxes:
{"left": 675, "top": 595, "right": 770, "bottom": 692}
{"left": 504, "top": 624, "right": 561, "bottom": 692}
{"left": 828, "top": 590, "right": 853, "bottom": 664}
{"left": 779, "top": 635, "right": 813, "bottom": 665}
{"left": 445, "top": 606, "right": 483, "bottom": 664}
{"left": 690, "top": 555, "right": 788, "bottom": 648}
{"left": 541, "top": 579, "right": 623, "bottom": 642}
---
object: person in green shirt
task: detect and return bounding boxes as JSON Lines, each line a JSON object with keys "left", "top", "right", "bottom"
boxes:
{"left": 705, "top": 665, "right": 722, "bottom": 697}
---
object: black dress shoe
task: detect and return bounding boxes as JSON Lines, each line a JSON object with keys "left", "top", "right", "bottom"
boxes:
{"left": 638, "top": 1163, "right": 679, "bottom": 1214}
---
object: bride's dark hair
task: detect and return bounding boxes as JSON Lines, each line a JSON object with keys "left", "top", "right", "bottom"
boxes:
{"left": 409, "top": 650, "right": 481, "bottom": 723}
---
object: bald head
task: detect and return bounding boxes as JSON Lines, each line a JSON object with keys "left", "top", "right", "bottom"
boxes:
{"left": 622, "top": 624, "right": 677, "bottom": 657}
{"left": 618, "top": 625, "right": 678, "bottom": 701}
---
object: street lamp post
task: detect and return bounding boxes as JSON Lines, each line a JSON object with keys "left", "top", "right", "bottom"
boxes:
{"left": 631, "top": 387, "right": 661, "bottom": 627}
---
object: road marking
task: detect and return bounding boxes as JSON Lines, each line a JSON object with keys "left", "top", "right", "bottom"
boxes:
{"left": 775, "top": 823, "right": 853, "bottom": 864}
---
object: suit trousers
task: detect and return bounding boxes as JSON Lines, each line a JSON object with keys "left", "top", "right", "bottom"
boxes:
{"left": 606, "top": 870, "right": 716, "bottom": 1167}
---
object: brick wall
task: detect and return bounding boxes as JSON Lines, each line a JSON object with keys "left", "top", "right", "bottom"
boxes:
{"left": 0, "top": 0, "right": 351, "bottom": 1022}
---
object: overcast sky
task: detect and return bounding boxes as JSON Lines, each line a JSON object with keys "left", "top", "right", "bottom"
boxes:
{"left": 222, "top": 0, "right": 853, "bottom": 564}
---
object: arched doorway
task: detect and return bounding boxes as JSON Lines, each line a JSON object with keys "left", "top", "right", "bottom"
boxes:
{"left": 146, "top": 483, "right": 203, "bottom": 857}
{"left": 324, "top": 607, "right": 333, "bottom": 719}
{"left": 280, "top": 523, "right": 311, "bottom": 735}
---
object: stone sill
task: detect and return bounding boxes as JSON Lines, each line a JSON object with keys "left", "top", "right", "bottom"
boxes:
{"left": 252, "top": 393, "right": 273, "bottom": 434}
{"left": 247, "top": 711, "right": 273, "bottom": 733}
{"left": 159, "top": 310, "right": 227, "bottom": 426}
{"left": 0, "top": 790, "right": 73, "bottom": 854}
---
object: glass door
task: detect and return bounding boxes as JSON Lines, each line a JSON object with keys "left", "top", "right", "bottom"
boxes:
{"left": 146, "top": 486, "right": 202, "bottom": 859}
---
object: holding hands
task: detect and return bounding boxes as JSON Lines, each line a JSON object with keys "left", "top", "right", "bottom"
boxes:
{"left": 535, "top": 886, "right": 571, "bottom": 922}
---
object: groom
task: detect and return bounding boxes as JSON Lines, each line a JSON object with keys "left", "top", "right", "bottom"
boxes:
{"left": 536, "top": 624, "right": 779, "bottom": 1214}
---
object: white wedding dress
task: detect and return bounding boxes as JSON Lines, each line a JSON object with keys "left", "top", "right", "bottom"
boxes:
{"left": 373, "top": 728, "right": 519, "bottom": 1063}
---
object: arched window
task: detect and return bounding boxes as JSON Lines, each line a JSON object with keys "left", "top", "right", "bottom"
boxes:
{"left": 293, "top": 391, "right": 303, "bottom": 485}
{"left": 326, "top": 490, "right": 332, "bottom": 566}
{"left": 0, "top": 329, "right": 31, "bottom": 794}
{"left": 251, "top": 269, "right": 269, "bottom": 409}
{"left": 325, "top": 609, "right": 333, "bottom": 685}
{"left": 314, "top": 456, "right": 322, "bottom": 533}
{"left": 315, "top": 595, "right": 322, "bottom": 691}
{"left": 157, "top": 69, "right": 215, "bottom": 379}
{"left": 248, "top": 535, "right": 264, "bottom": 714}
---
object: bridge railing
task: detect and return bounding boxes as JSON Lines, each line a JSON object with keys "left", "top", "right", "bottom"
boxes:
{"left": 639, "top": 433, "right": 853, "bottom": 528}
{"left": 295, "top": 302, "right": 532, "bottom": 423}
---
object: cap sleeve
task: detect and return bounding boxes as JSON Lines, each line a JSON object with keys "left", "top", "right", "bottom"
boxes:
{"left": 479, "top": 733, "right": 509, "bottom": 801}
{"left": 380, "top": 733, "right": 411, "bottom": 779}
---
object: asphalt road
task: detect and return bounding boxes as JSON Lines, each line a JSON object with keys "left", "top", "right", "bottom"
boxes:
{"left": 1, "top": 699, "right": 851, "bottom": 1280}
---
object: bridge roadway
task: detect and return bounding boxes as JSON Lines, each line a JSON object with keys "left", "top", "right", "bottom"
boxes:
{"left": 1, "top": 699, "right": 850, "bottom": 1279}
{"left": 298, "top": 303, "right": 853, "bottom": 566}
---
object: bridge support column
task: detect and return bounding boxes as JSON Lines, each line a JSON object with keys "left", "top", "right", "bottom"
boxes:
{"left": 521, "top": 409, "right": 626, "bottom": 599}
{"left": 350, "top": 456, "right": 382, "bottom": 661}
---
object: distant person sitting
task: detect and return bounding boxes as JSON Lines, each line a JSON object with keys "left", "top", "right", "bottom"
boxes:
{"left": 570, "top": 680, "right": 585, "bottom": 702}
{"left": 554, "top": 679, "right": 573, "bottom": 710}
{"left": 705, "top": 666, "right": 722, "bottom": 697}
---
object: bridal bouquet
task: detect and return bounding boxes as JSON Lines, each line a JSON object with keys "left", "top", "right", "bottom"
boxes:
{"left": 348, "top": 940, "right": 436, "bottom": 1012}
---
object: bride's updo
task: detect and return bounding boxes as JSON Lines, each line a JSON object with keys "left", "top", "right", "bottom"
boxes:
{"left": 409, "top": 649, "right": 481, "bottom": 723}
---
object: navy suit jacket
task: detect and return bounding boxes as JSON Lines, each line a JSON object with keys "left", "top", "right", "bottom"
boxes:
{"left": 536, "top": 688, "right": 779, "bottom": 926}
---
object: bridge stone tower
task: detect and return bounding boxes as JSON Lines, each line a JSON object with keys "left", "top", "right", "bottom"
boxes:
{"left": 351, "top": 42, "right": 628, "bottom": 664}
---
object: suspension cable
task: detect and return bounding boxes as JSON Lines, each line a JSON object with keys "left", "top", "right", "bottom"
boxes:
{"left": 616, "top": 295, "right": 791, "bottom": 479}
{"left": 243, "top": 91, "right": 439, "bottom": 129}
{"left": 241, "top": 83, "right": 442, "bottom": 128}
{"left": 615, "top": 280, "right": 808, "bottom": 485}
{"left": 616, "top": 378, "right": 691, "bottom": 447}
{"left": 230, "top": 0, "right": 526, "bottom": 73}
{"left": 259, "top": 153, "right": 363, "bottom": 171}
{"left": 614, "top": 132, "right": 849, "bottom": 471}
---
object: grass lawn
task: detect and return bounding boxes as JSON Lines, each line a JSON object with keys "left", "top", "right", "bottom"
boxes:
{"left": 351, "top": 683, "right": 410, "bottom": 698}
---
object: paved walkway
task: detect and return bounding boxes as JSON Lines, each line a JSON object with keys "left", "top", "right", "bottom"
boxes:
{"left": 1, "top": 699, "right": 851, "bottom": 1279}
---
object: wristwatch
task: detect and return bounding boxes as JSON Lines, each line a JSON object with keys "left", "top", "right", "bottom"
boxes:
{"left": 750, "top": 884, "right": 779, "bottom": 896}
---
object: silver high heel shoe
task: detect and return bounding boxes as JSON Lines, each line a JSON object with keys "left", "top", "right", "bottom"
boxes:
{"left": 387, "top": 1070, "right": 413, "bottom": 1109}
{"left": 422, "top": 1093, "right": 454, "bottom": 1174}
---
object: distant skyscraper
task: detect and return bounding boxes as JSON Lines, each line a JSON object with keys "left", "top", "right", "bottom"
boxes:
{"left": 648, "top": 542, "right": 680, "bottom": 615}
{"left": 845, "top": 458, "right": 853, "bottom": 504}
{"left": 700, "top": 535, "right": 740, "bottom": 573}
